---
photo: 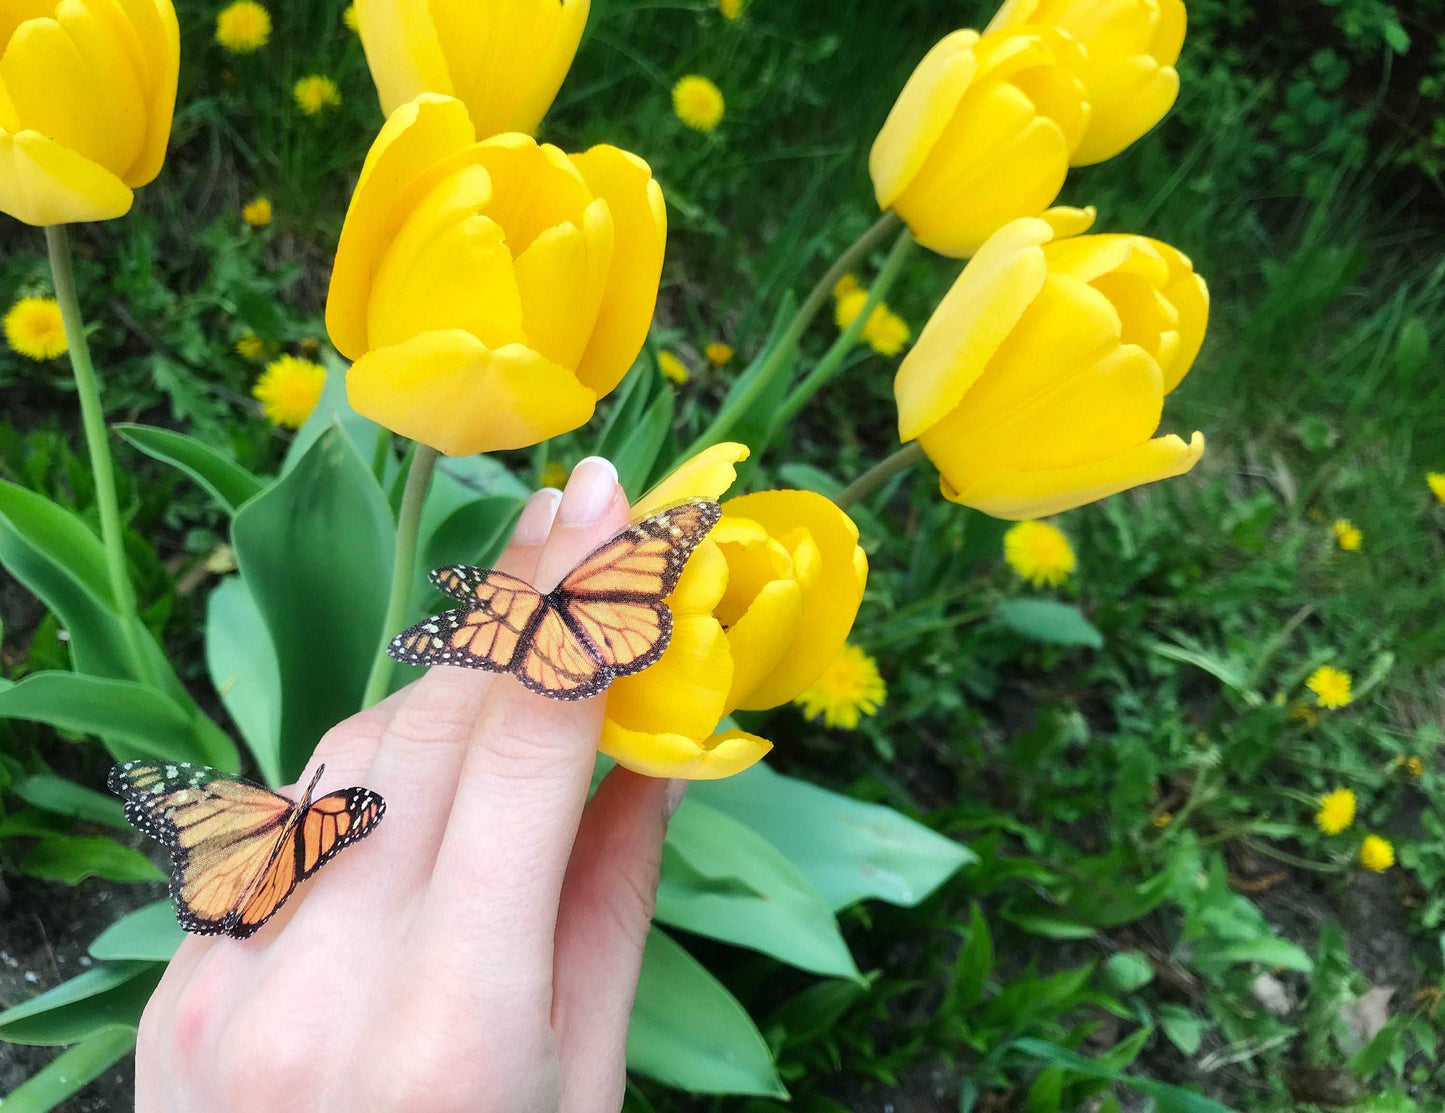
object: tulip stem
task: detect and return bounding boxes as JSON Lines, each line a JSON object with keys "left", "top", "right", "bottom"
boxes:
{"left": 775, "top": 226, "right": 916, "bottom": 431}
{"left": 836, "top": 442, "right": 926, "bottom": 511}
{"left": 361, "top": 443, "right": 439, "bottom": 709}
{"left": 683, "top": 210, "right": 901, "bottom": 456}
{"left": 44, "top": 225, "right": 156, "bottom": 688}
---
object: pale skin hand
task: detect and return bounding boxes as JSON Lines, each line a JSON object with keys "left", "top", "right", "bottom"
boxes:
{"left": 136, "top": 458, "right": 681, "bottom": 1113}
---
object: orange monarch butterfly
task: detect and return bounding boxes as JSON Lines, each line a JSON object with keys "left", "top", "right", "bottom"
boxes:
{"left": 389, "top": 499, "right": 721, "bottom": 700}
{"left": 108, "top": 761, "right": 385, "bottom": 939}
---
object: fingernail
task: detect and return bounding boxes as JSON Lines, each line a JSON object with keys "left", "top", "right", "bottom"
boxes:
{"left": 663, "top": 778, "right": 688, "bottom": 819}
{"left": 559, "top": 456, "right": 619, "bottom": 526}
{"left": 514, "top": 488, "right": 563, "bottom": 546}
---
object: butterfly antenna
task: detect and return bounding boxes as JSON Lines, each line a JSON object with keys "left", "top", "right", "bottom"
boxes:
{"left": 299, "top": 763, "right": 326, "bottom": 806}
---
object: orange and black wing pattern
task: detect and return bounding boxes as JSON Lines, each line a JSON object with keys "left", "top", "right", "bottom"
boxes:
{"left": 109, "top": 761, "right": 384, "bottom": 939}
{"left": 387, "top": 499, "right": 721, "bottom": 700}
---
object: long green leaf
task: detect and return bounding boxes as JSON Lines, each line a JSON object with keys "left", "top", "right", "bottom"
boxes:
{"left": 659, "top": 799, "right": 858, "bottom": 978}
{"left": 20, "top": 835, "right": 164, "bottom": 884}
{"left": 421, "top": 495, "right": 524, "bottom": 575}
{"left": 90, "top": 901, "right": 185, "bottom": 963}
{"left": 0, "top": 1027, "right": 137, "bottom": 1113}
{"left": 205, "top": 576, "right": 283, "bottom": 785}
{"left": 0, "top": 962, "right": 162, "bottom": 1046}
{"left": 612, "top": 387, "right": 675, "bottom": 498}
{"left": 690, "top": 760, "right": 973, "bottom": 911}
{"left": 231, "top": 425, "right": 393, "bottom": 782}
{"left": 9, "top": 774, "right": 128, "bottom": 829}
{"left": 992, "top": 600, "right": 1104, "bottom": 649}
{"left": 1010, "top": 1038, "right": 1237, "bottom": 1113}
{"left": 628, "top": 929, "right": 785, "bottom": 1097}
{"left": 0, "top": 673, "right": 209, "bottom": 762}
{"left": 116, "top": 423, "right": 264, "bottom": 514}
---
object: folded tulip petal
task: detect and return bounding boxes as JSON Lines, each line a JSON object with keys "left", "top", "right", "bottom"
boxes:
{"left": 722, "top": 491, "right": 867, "bottom": 710}
{"left": 600, "top": 721, "right": 772, "bottom": 780}
{"left": 346, "top": 329, "right": 595, "bottom": 456}
{"left": 722, "top": 579, "right": 803, "bottom": 712}
{"left": 0, "top": 127, "right": 132, "bottom": 225}
{"left": 570, "top": 145, "right": 667, "bottom": 395}
{"left": 1154, "top": 244, "right": 1209, "bottom": 393}
{"left": 472, "top": 134, "right": 593, "bottom": 253}
{"left": 326, "top": 95, "right": 476, "bottom": 360}
{"left": 511, "top": 200, "right": 612, "bottom": 370}
{"left": 606, "top": 614, "right": 732, "bottom": 739}
{"left": 896, "top": 217, "right": 1052, "bottom": 441}
{"left": 1071, "top": 54, "right": 1178, "bottom": 166}
{"left": 948, "top": 430, "right": 1205, "bottom": 519}
{"left": 668, "top": 539, "right": 728, "bottom": 617}
{"left": 354, "top": 0, "right": 454, "bottom": 117}
{"left": 635, "top": 442, "right": 748, "bottom": 517}
{"left": 869, "top": 30, "right": 978, "bottom": 209}
{"left": 1040, "top": 205, "right": 1096, "bottom": 238}
{"left": 114, "top": 0, "right": 179, "bottom": 188}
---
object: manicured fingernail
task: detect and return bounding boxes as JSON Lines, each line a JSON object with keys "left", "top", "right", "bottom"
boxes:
{"left": 560, "top": 456, "right": 619, "bottom": 526}
{"left": 514, "top": 488, "right": 563, "bottom": 546}
{"left": 663, "top": 779, "right": 688, "bottom": 819}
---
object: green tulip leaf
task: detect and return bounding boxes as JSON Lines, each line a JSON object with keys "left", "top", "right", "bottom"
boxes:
{"left": 0, "top": 1026, "right": 137, "bottom": 1113}
{"left": 612, "top": 387, "right": 675, "bottom": 498}
{"left": 90, "top": 901, "right": 185, "bottom": 963}
{"left": 0, "top": 962, "right": 163, "bottom": 1046}
{"left": 628, "top": 929, "right": 786, "bottom": 1098}
{"left": 421, "top": 495, "right": 524, "bottom": 578}
{"left": 205, "top": 576, "right": 284, "bottom": 785}
{"left": 232, "top": 425, "right": 393, "bottom": 782}
{"left": 0, "top": 673, "right": 208, "bottom": 763}
{"left": 9, "top": 774, "right": 129, "bottom": 829}
{"left": 992, "top": 599, "right": 1104, "bottom": 649}
{"left": 690, "top": 760, "right": 973, "bottom": 911}
{"left": 19, "top": 835, "right": 164, "bottom": 885}
{"left": 116, "top": 424, "right": 264, "bottom": 515}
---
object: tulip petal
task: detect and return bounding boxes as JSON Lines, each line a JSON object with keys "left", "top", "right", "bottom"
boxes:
{"left": 1153, "top": 244, "right": 1209, "bottom": 393}
{"left": 112, "top": 0, "right": 177, "bottom": 187}
{"left": 570, "top": 145, "right": 667, "bottom": 396}
{"left": 896, "top": 217, "right": 1051, "bottom": 441}
{"left": 0, "top": 127, "right": 132, "bottom": 225}
{"left": 668, "top": 538, "right": 728, "bottom": 617}
{"left": 347, "top": 329, "right": 595, "bottom": 456}
{"left": 1044, "top": 233, "right": 1169, "bottom": 285}
{"left": 354, "top": 0, "right": 454, "bottom": 117}
{"left": 869, "top": 30, "right": 979, "bottom": 209}
{"left": 722, "top": 491, "right": 866, "bottom": 710}
{"left": 1071, "top": 55, "right": 1178, "bottom": 166}
{"left": 606, "top": 614, "right": 731, "bottom": 738}
{"left": 600, "top": 721, "right": 772, "bottom": 780}
{"left": 1041, "top": 204, "right": 1096, "bottom": 239}
{"left": 326, "top": 95, "right": 477, "bottom": 360}
{"left": 426, "top": 0, "right": 589, "bottom": 136}
{"left": 473, "top": 134, "right": 592, "bottom": 254}
{"left": 723, "top": 579, "right": 803, "bottom": 713}
{"left": 947, "top": 431, "right": 1205, "bottom": 519}
{"left": 635, "top": 442, "right": 748, "bottom": 517}
{"left": 512, "top": 199, "right": 612, "bottom": 370}
{"left": 366, "top": 180, "right": 528, "bottom": 352}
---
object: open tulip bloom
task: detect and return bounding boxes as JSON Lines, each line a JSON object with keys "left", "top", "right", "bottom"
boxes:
{"left": 326, "top": 94, "right": 666, "bottom": 457}
{"left": 896, "top": 215, "right": 1208, "bottom": 519}
{"left": 0, "top": 0, "right": 180, "bottom": 226}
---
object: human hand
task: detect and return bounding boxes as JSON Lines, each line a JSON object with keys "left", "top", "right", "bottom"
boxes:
{"left": 136, "top": 457, "right": 680, "bottom": 1113}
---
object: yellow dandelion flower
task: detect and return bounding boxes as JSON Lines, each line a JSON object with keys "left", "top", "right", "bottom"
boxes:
{"left": 1306, "top": 665, "right": 1352, "bottom": 710}
{"left": 234, "top": 332, "right": 266, "bottom": 360}
{"left": 3, "top": 297, "right": 67, "bottom": 361}
{"left": 1359, "top": 834, "right": 1395, "bottom": 872}
{"left": 1152, "top": 812, "right": 1173, "bottom": 829}
{"left": 538, "top": 461, "right": 569, "bottom": 490}
{"left": 705, "top": 342, "right": 733, "bottom": 366}
{"left": 658, "top": 351, "right": 690, "bottom": 384}
{"left": 342, "top": 3, "right": 359, "bottom": 32}
{"left": 294, "top": 75, "right": 341, "bottom": 116}
{"left": 833, "top": 272, "right": 860, "bottom": 300}
{"left": 1428, "top": 473, "right": 1445, "bottom": 505}
{"left": 1003, "top": 520, "right": 1076, "bottom": 588}
{"left": 253, "top": 355, "right": 326, "bottom": 429}
{"left": 1397, "top": 755, "right": 1425, "bottom": 777}
{"left": 1315, "top": 787, "right": 1356, "bottom": 835}
{"left": 1331, "top": 518, "right": 1362, "bottom": 551}
{"left": 719, "top": 0, "right": 743, "bottom": 18}
{"left": 835, "top": 288, "right": 868, "bottom": 329}
{"left": 863, "top": 305, "right": 911, "bottom": 356}
{"left": 215, "top": 0, "right": 271, "bottom": 54}
{"left": 672, "top": 75, "right": 724, "bottom": 132}
{"left": 794, "top": 644, "right": 887, "bottom": 730}
{"left": 241, "top": 197, "right": 272, "bottom": 227}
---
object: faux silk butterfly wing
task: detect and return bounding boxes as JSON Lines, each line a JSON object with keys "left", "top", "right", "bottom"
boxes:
{"left": 387, "top": 499, "right": 721, "bottom": 699}
{"left": 109, "top": 761, "right": 384, "bottom": 939}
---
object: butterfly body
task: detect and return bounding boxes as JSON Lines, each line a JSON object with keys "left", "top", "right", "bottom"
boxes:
{"left": 109, "top": 761, "right": 385, "bottom": 939}
{"left": 390, "top": 499, "right": 721, "bottom": 700}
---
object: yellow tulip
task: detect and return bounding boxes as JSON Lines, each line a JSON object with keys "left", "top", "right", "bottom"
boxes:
{"left": 355, "top": 0, "right": 588, "bottom": 138}
{"left": 870, "top": 26, "right": 1090, "bottom": 258}
{"left": 601, "top": 443, "right": 869, "bottom": 780}
{"left": 897, "top": 215, "right": 1208, "bottom": 519}
{"left": 987, "top": 0, "right": 1185, "bottom": 165}
{"left": 0, "top": 0, "right": 180, "bottom": 226}
{"left": 326, "top": 95, "right": 666, "bottom": 456}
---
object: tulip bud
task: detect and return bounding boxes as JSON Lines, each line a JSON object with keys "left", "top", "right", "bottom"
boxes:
{"left": 355, "top": 0, "right": 588, "bottom": 138}
{"left": 0, "top": 0, "right": 180, "bottom": 226}
{"left": 987, "top": 0, "right": 1185, "bottom": 165}
{"left": 326, "top": 95, "right": 665, "bottom": 457}
{"left": 869, "top": 26, "right": 1089, "bottom": 258}
{"left": 896, "top": 216, "right": 1208, "bottom": 519}
{"left": 601, "top": 444, "right": 869, "bottom": 779}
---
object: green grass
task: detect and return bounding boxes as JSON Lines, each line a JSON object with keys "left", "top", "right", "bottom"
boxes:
{"left": 3, "top": 0, "right": 1445, "bottom": 1109}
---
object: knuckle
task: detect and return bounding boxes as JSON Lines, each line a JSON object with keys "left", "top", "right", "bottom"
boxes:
{"left": 217, "top": 1007, "right": 320, "bottom": 1110}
